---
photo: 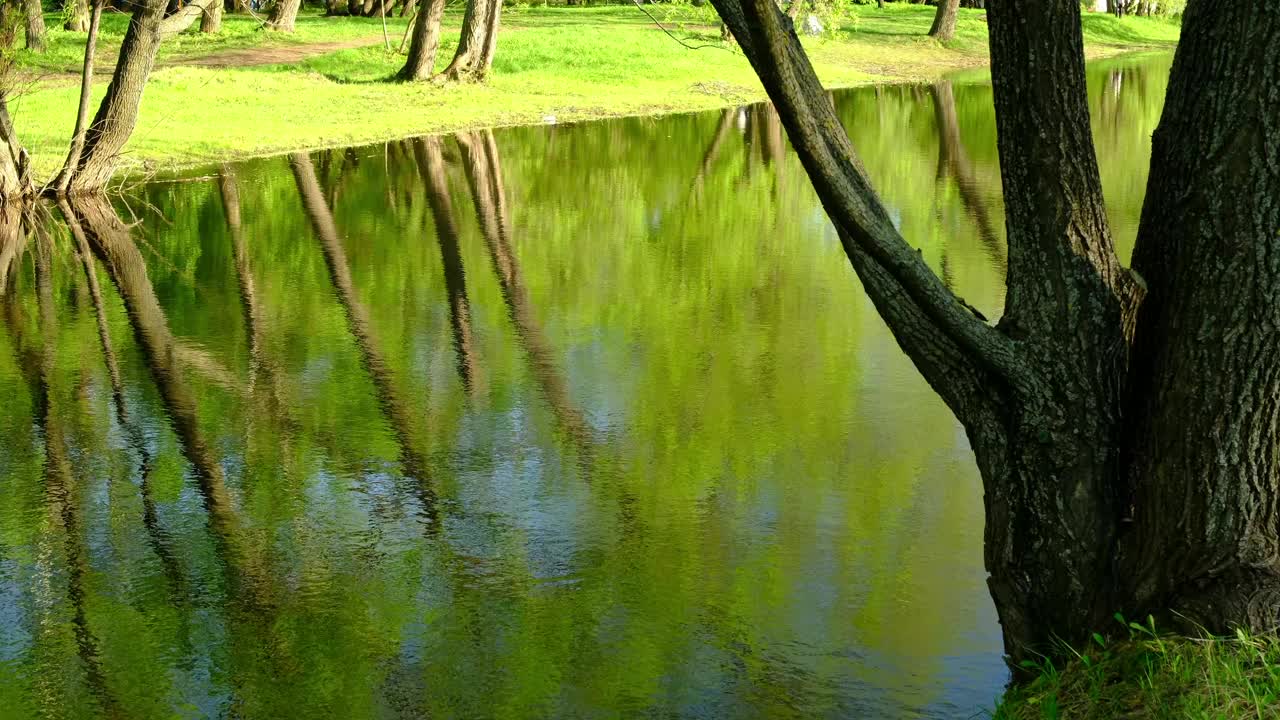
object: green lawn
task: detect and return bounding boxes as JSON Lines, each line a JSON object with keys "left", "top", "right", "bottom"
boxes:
{"left": 10, "top": 4, "right": 1181, "bottom": 180}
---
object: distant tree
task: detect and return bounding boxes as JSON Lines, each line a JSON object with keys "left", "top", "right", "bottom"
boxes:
{"left": 442, "top": 0, "right": 501, "bottom": 81}
{"left": 267, "top": 0, "right": 302, "bottom": 31}
{"left": 65, "top": 0, "right": 90, "bottom": 31}
{"left": 928, "top": 0, "right": 959, "bottom": 41}
{"left": 22, "top": 0, "right": 44, "bottom": 51}
{"left": 397, "top": 0, "right": 446, "bottom": 81}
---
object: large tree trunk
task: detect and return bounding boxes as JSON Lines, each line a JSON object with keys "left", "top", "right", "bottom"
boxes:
{"left": 442, "top": 0, "right": 500, "bottom": 82}
{"left": 67, "top": 0, "right": 166, "bottom": 194}
{"left": 396, "top": 0, "right": 446, "bottom": 81}
{"left": 705, "top": 0, "right": 1280, "bottom": 667}
{"left": 158, "top": 0, "right": 221, "bottom": 36}
{"left": 267, "top": 0, "right": 302, "bottom": 31}
{"left": 928, "top": 0, "right": 959, "bottom": 42}
{"left": 64, "top": 0, "right": 90, "bottom": 31}
{"left": 22, "top": 0, "right": 45, "bottom": 52}
{"left": 1120, "top": 2, "right": 1280, "bottom": 632}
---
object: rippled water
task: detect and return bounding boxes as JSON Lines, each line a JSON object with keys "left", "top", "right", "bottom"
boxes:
{"left": 0, "top": 53, "right": 1170, "bottom": 719}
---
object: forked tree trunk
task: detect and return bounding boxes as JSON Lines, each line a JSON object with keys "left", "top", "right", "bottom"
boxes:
{"left": 267, "top": 0, "right": 302, "bottom": 31}
{"left": 68, "top": 0, "right": 167, "bottom": 194}
{"left": 707, "top": 0, "right": 1280, "bottom": 667}
{"left": 23, "top": 0, "right": 45, "bottom": 52}
{"left": 442, "top": 0, "right": 500, "bottom": 82}
{"left": 396, "top": 0, "right": 446, "bottom": 81}
{"left": 65, "top": 0, "right": 90, "bottom": 31}
{"left": 928, "top": 0, "right": 959, "bottom": 42}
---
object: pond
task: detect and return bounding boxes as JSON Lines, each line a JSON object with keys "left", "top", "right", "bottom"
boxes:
{"left": 0, "top": 52, "right": 1171, "bottom": 719}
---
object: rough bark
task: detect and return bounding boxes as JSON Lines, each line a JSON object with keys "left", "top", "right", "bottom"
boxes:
{"left": 22, "top": 0, "right": 44, "bottom": 52}
{"left": 442, "top": 0, "right": 500, "bottom": 82}
{"left": 0, "top": 93, "right": 31, "bottom": 201}
{"left": 927, "top": 0, "right": 959, "bottom": 42}
{"left": 68, "top": 0, "right": 166, "bottom": 194}
{"left": 1120, "top": 1, "right": 1280, "bottom": 632}
{"left": 50, "top": 0, "right": 103, "bottom": 196}
{"left": 267, "top": 0, "right": 302, "bottom": 31}
{"left": 396, "top": 0, "right": 446, "bottom": 81}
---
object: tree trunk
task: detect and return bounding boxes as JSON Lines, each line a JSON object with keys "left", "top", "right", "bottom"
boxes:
{"left": 201, "top": 0, "right": 222, "bottom": 32}
{"left": 23, "top": 0, "right": 45, "bottom": 52}
{"left": 64, "top": 0, "right": 90, "bottom": 31}
{"left": 158, "top": 0, "right": 221, "bottom": 37}
{"left": 396, "top": 0, "right": 445, "bottom": 81}
{"left": 1119, "top": 1, "right": 1280, "bottom": 633}
{"left": 267, "top": 0, "right": 302, "bottom": 31}
{"left": 442, "top": 0, "right": 501, "bottom": 82}
{"left": 50, "top": 0, "right": 104, "bottom": 196}
{"left": 68, "top": 0, "right": 166, "bottom": 194}
{"left": 928, "top": 0, "right": 959, "bottom": 42}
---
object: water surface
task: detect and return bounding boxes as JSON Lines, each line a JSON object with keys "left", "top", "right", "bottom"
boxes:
{"left": 0, "top": 53, "right": 1170, "bottom": 719}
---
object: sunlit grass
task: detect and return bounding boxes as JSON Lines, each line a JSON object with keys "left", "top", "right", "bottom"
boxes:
{"left": 993, "top": 616, "right": 1280, "bottom": 719}
{"left": 10, "top": 5, "right": 1179, "bottom": 180}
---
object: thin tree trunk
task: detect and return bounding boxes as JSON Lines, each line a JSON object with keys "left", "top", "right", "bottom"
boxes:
{"left": 267, "top": 0, "right": 302, "bottom": 31}
{"left": 51, "top": 0, "right": 104, "bottom": 196}
{"left": 442, "top": 0, "right": 500, "bottom": 81}
{"left": 396, "top": 0, "right": 445, "bottom": 80}
{"left": 68, "top": 0, "right": 167, "bottom": 194}
{"left": 928, "top": 0, "right": 959, "bottom": 42}
{"left": 23, "top": 0, "right": 45, "bottom": 52}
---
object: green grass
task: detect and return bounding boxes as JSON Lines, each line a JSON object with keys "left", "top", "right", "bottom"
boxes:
{"left": 994, "top": 616, "right": 1280, "bottom": 719}
{"left": 9, "top": 4, "right": 1180, "bottom": 180}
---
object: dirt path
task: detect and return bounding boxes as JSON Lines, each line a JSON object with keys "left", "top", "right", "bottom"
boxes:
{"left": 168, "top": 36, "right": 385, "bottom": 69}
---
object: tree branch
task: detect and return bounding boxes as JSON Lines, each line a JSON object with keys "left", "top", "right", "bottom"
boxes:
{"left": 708, "top": 0, "right": 1036, "bottom": 399}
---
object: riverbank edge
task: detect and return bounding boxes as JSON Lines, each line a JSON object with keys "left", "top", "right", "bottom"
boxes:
{"left": 117, "top": 43, "right": 1173, "bottom": 184}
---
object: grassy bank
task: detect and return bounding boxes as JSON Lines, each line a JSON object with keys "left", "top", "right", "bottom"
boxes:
{"left": 995, "top": 618, "right": 1280, "bottom": 719}
{"left": 11, "top": 4, "right": 1180, "bottom": 179}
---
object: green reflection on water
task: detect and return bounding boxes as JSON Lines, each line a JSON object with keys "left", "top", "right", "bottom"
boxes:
{"left": 0, "top": 52, "right": 1169, "bottom": 719}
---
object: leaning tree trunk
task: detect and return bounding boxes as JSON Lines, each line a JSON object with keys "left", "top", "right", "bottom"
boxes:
{"left": 67, "top": 0, "right": 167, "bottom": 194}
{"left": 23, "top": 0, "right": 45, "bottom": 52}
{"left": 64, "top": 0, "right": 89, "bottom": 30}
{"left": 442, "top": 0, "right": 500, "bottom": 82}
{"left": 1119, "top": 1, "right": 1280, "bottom": 634}
{"left": 396, "top": 0, "right": 446, "bottom": 81}
{"left": 928, "top": 0, "right": 959, "bottom": 42}
{"left": 267, "top": 0, "right": 302, "bottom": 31}
{"left": 158, "top": 0, "right": 220, "bottom": 38}
{"left": 50, "top": 0, "right": 103, "bottom": 196}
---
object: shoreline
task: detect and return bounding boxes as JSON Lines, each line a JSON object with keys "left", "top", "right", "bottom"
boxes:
{"left": 12, "top": 7, "right": 1180, "bottom": 181}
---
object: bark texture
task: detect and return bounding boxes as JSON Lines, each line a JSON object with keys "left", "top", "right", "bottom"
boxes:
{"left": 442, "top": 0, "right": 500, "bottom": 81}
{"left": 1121, "top": 1, "right": 1280, "bottom": 630}
{"left": 396, "top": 0, "right": 446, "bottom": 81}
{"left": 927, "top": 0, "right": 959, "bottom": 42}
{"left": 706, "top": 0, "right": 1280, "bottom": 666}
{"left": 68, "top": 0, "right": 166, "bottom": 194}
